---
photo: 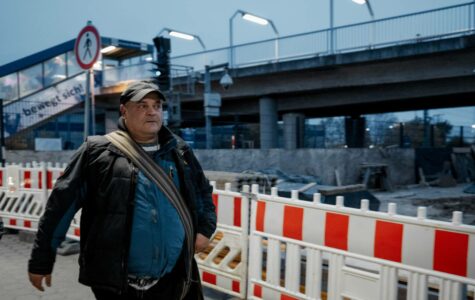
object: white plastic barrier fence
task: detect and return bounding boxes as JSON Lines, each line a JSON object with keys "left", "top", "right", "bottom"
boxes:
{"left": 2, "top": 165, "right": 475, "bottom": 300}
{"left": 196, "top": 182, "right": 250, "bottom": 299}
{"left": 0, "top": 162, "right": 80, "bottom": 241}
{"left": 247, "top": 185, "right": 475, "bottom": 300}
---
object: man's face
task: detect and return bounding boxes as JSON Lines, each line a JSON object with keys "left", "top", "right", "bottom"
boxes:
{"left": 120, "top": 92, "right": 163, "bottom": 142}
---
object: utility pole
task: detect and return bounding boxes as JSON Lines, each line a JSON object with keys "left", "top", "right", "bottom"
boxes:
{"left": 0, "top": 98, "right": 5, "bottom": 166}
{"left": 204, "top": 63, "right": 231, "bottom": 149}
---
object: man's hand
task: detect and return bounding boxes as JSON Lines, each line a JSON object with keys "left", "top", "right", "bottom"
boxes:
{"left": 28, "top": 272, "right": 52, "bottom": 291}
{"left": 195, "top": 233, "right": 210, "bottom": 253}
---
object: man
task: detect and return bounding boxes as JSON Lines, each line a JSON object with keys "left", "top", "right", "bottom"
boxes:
{"left": 28, "top": 80, "right": 216, "bottom": 299}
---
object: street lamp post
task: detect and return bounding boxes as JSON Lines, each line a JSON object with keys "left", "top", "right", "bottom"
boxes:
{"left": 229, "top": 10, "right": 279, "bottom": 68}
{"left": 352, "top": 0, "right": 375, "bottom": 47}
{"left": 158, "top": 28, "right": 206, "bottom": 50}
{"left": 330, "top": 0, "right": 375, "bottom": 53}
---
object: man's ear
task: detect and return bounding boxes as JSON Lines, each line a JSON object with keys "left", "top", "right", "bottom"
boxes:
{"left": 119, "top": 104, "right": 126, "bottom": 118}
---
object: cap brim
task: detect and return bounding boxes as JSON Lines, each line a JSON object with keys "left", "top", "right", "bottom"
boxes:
{"left": 129, "top": 88, "right": 166, "bottom": 102}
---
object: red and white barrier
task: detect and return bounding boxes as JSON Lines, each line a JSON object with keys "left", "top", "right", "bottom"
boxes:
{"left": 0, "top": 162, "right": 79, "bottom": 240}
{"left": 2, "top": 168, "right": 475, "bottom": 300}
{"left": 196, "top": 182, "right": 250, "bottom": 299}
{"left": 248, "top": 185, "right": 475, "bottom": 300}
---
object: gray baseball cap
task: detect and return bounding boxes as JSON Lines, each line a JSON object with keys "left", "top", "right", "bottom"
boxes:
{"left": 120, "top": 80, "right": 166, "bottom": 104}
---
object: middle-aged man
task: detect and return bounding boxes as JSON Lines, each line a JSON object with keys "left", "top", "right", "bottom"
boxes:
{"left": 28, "top": 80, "right": 217, "bottom": 299}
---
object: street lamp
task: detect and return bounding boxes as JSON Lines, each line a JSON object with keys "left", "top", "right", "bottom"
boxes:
{"left": 329, "top": 0, "right": 376, "bottom": 53}
{"left": 229, "top": 10, "right": 279, "bottom": 68}
{"left": 352, "top": 0, "right": 375, "bottom": 47}
{"left": 158, "top": 27, "right": 206, "bottom": 50}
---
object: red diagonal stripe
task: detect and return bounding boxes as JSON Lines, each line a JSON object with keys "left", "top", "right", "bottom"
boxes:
{"left": 433, "top": 230, "right": 468, "bottom": 276}
{"left": 324, "top": 212, "right": 349, "bottom": 250}
{"left": 281, "top": 294, "right": 299, "bottom": 300}
{"left": 9, "top": 219, "right": 17, "bottom": 226}
{"left": 24, "top": 220, "right": 32, "bottom": 228}
{"left": 233, "top": 197, "right": 242, "bottom": 227}
{"left": 374, "top": 220, "right": 403, "bottom": 262}
{"left": 283, "top": 205, "right": 303, "bottom": 240}
{"left": 74, "top": 228, "right": 81, "bottom": 236}
{"left": 0, "top": 170, "right": 3, "bottom": 186}
{"left": 256, "top": 201, "right": 266, "bottom": 232}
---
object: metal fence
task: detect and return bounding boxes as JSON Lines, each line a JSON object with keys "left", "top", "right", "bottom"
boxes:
{"left": 171, "top": 2, "right": 474, "bottom": 71}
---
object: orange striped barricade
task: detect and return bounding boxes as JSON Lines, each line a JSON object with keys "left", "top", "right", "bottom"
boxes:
{"left": 196, "top": 182, "right": 250, "bottom": 299}
{"left": 247, "top": 185, "right": 475, "bottom": 300}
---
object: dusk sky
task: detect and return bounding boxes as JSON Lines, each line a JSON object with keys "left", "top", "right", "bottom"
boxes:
{"left": 0, "top": 0, "right": 473, "bottom": 127}
{"left": 0, "top": 0, "right": 468, "bottom": 65}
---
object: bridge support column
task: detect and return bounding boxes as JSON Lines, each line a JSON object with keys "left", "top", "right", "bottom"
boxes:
{"left": 283, "top": 113, "right": 305, "bottom": 150}
{"left": 345, "top": 115, "right": 366, "bottom": 148}
{"left": 259, "top": 97, "right": 278, "bottom": 149}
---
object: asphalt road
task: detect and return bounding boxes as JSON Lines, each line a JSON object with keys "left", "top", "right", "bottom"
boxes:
{"left": 0, "top": 232, "right": 235, "bottom": 300}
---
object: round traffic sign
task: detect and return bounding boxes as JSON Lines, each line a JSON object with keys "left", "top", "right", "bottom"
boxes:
{"left": 74, "top": 24, "right": 101, "bottom": 70}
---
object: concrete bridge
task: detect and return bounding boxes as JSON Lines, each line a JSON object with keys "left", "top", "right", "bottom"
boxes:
{"left": 96, "top": 34, "right": 475, "bottom": 148}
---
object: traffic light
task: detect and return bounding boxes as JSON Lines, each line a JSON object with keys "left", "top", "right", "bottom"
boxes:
{"left": 152, "top": 37, "right": 171, "bottom": 91}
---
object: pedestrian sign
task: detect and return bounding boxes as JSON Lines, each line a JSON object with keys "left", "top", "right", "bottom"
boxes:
{"left": 74, "top": 22, "right": 101, "bottom": 70}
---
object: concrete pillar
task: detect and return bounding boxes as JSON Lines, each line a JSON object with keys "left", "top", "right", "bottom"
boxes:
{"left": 259, "top": 97, "right": 278, "bottom": 149}
{"left": 283, "top": 113, "right": 305, "bottom": 150}
{"left": 344, "top": 115, "right": 366, "bottom": 148}
{"left": 105, "top": 110, "right": 119, "bottom": 133}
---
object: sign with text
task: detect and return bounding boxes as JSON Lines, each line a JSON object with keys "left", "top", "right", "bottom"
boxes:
{"left": 3, "top": 73, "right": 86, "bottom": 138}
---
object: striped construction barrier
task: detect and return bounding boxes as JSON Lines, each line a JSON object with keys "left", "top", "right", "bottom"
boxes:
{"left": 196, "top": 182, "right": 250, "bottom": 299}
{"left": 1, "top": 164, "right": 475, "bottom": 299}
{"left": 248, "top": 186, "right": 475, "bottom": 300}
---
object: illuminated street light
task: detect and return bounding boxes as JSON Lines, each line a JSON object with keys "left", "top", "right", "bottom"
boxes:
{"left": 229, "top": 10, "right": 279, "bottom": 67}
{"left": 352, "top": 0, "right": 375, "bottom": 17}
{"left": 100, "top": 45, "right": 117, "bottom": 54}
{"left": 158, "top": 27, "right": 206, "bottom": 50}
{"left": 242, "top": 13, "right": 269, "bottom": 25}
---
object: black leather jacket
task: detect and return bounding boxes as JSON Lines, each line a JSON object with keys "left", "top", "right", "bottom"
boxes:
{"left": 28, "top": 123, "right": 216, "bottom": 297}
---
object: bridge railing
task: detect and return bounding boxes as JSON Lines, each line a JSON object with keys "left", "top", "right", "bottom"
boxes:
{"left": 171, "top": 2, "right": 475, "bottom": 71}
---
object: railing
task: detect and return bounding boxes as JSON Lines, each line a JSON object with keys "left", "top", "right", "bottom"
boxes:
{"left": 101, "top": 63, "right": 154, "bottom": 87}
{"left": 171, "top": 2, "right": 475, "bottom": 71}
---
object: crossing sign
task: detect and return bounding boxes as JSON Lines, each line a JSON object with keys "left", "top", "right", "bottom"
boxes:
{"left": 74, "top": 23, "right": 101, "bottom": 70}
